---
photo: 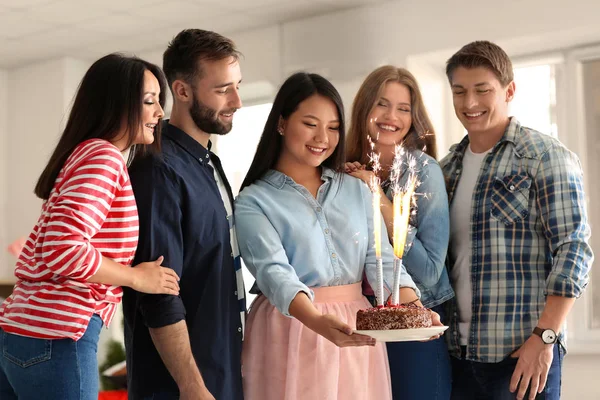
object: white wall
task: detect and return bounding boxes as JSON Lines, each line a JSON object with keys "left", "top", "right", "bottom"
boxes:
{"left": 563, "top": 355, "right": 600, "bottom": 399}
{"left": 2, "top": 58, "right": 88, "bottom": 281}
{"left": 282, "top": 0, "right": 600, "bottom": 77}
{"left": 133, "top": 0, "right": 600, "bottom": 129}
{"left": 0, "top": 69, "right": 8, "bottom": 282}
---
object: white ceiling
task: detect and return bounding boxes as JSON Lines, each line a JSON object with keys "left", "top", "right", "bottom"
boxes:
{"left": 0, "top": 0, "right": 385, "bottom": 69}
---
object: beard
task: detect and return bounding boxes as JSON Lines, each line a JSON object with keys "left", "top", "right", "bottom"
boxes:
{"left": 189, "top": 95, "right": 235, "bottom": 136}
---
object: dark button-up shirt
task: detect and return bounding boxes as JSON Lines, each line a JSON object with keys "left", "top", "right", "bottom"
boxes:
{"left": 123, "top": 122, "right": 243, "bottom": 399}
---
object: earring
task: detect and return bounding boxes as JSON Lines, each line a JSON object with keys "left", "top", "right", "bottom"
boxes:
{"left": 278, "top": 128, "right": 284, "bottom": 135}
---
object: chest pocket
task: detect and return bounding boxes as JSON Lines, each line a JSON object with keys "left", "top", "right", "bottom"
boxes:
{"left": 490, "top": 174, "right": 531, "bottom": 225}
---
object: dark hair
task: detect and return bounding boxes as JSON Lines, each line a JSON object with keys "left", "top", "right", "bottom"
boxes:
{"left": 446, "top": 40, "right": 514, "bottom": 87}
{"left": 241, "top": 73, "right": 346, "bottom": 191}
{"left": 347, "top": 65, "right": 438, "bottom": 163}
{"left": 34, "top": 53, "right": 167, "bottom": 200}
{"left": 163, "top": 29, "right": 241, "bottom": 89}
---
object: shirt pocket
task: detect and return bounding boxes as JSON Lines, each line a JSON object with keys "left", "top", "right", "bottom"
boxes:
{"left": 490, "top": 174, "right": 531, "bottom": 225}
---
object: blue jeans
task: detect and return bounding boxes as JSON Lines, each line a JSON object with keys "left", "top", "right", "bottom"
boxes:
{"left": 451, "top": 343, "right": 563, "bottom": 400}
{"left": 387, "top": 304, "right": 452, "bottom": 400}
{"left": 0, "top": 314, "right": 103, "bottom": 400}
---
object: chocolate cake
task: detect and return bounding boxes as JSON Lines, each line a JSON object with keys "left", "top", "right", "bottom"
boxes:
{"left": 356, "top": 303, "right": 432, "bottom": 330}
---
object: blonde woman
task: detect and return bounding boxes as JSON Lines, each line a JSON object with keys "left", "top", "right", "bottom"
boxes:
{"left": 346, "top": 66, "right": 453, "bottom": 400}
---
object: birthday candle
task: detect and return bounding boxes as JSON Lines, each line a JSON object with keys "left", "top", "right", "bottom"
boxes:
{"left": 390, "top": 143, "right": 418, "bottom": 306}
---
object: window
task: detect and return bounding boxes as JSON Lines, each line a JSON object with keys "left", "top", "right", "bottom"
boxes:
{"left": 509, "top": 63, "right": 558, "bottom": 137}
{"left": 215, "top": 103, "right": 273, "bottom": 305}
{"left": 215, "top": 103, "right": 272, "bottom": 196}
{"left": 581, "top": 58, "right": 600, "bottom": 329}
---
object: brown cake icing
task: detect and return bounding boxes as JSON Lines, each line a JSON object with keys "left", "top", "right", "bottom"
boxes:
{"left": 356, "top": 303, "right": 432, "bottom": 330}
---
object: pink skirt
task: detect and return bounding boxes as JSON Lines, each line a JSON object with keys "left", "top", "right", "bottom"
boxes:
{"left": 242, "top": 282, "right": 392, "bottom": 400}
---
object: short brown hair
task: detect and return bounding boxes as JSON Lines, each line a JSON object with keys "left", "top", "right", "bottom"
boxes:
{"left": 347, "top": 66, "right": 438, "bottom": 163}
{"left": 163, "top": 29, "right": 241, "bottom": 89}
{"left": 446, "top": 40, "right": 514, "bottom": 87}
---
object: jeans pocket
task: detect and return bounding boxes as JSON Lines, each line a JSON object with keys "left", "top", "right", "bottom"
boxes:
{"left": 490, "top": 174, "right": 531, "bottom": 225}
{"left": 3, "top": 332, "right": 52, "bottom": 368}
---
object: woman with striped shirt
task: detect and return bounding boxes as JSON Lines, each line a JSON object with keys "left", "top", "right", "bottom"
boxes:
{"left": 0, "top": 54, "right": 180, "bottom": 400}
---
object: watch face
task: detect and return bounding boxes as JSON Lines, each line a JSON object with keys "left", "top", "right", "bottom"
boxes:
{"left": 541, "top": 329, "right": 557, "bottom": 344}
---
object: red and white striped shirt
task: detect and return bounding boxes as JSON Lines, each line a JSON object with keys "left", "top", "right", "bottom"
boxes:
{"left": 0, "top": 139, "right": 138, "bottom": 340}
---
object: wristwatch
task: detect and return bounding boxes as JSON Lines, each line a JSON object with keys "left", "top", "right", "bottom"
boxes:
{"left": 532, "top": 327, "right": 557, "bottom": 344}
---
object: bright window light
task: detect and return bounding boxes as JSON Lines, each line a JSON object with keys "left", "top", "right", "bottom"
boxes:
{"left": 215, "top": 103, "right": 273, "bottom": 305}
{"left": 510, "top": 64, "right": 558, "bottom": 137}
{"left": 216, "top": 103, "right": 273, "bottom": 197}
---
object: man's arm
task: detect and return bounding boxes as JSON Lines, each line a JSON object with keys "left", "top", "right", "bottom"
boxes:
{"left": 150, "top": 321, "right": 213, "bottom": 399}
{"left": 536, "top": 296, "right": 576, "bottom": 334}
{"left": 510, "top": 144, "right": 593, "bottom": 400}
{"left": 509, "top": 296, "right": 575, "bottom": 399}
{"left": 129, "top": 156, "right": 212, "bottom": 398}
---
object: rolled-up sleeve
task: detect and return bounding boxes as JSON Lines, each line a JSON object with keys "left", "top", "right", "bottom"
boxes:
{"left": 536, "top": 144, "right": 593, "bottom": 297}
{"left": 129, "top": 156, "right": 186, "bottom": 328}
{"left": 235, "top": 194, "right": 313, "bottom": 317}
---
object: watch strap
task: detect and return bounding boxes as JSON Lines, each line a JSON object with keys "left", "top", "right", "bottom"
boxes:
{"left": 532, "top": 326, "right": 557, "bottom": 344}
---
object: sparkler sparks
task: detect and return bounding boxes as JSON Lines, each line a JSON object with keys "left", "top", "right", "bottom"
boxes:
{"left": 368, "top": 126, "right": 433, "bottom": 307}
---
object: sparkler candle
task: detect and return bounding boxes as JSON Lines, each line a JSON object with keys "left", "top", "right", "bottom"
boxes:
{"left": 368, "top": 135, "right": 385, "bottom": 307}
{"left": 371, "top": 176, "right": 384, "bottom": 307}
{"left": 390, "top": 144, "right": 419, "bottom": 306}
{"left": 390, "top": 176, "right": 417, "bottom": 305}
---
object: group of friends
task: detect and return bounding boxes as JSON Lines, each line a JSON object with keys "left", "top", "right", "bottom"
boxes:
{"left": 0, "top": 28, "right": 593, "bottom": 400}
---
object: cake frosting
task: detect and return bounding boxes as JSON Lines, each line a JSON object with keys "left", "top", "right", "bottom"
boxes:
{"left": 356, "top": 303, "right": 432, "bottom": 330}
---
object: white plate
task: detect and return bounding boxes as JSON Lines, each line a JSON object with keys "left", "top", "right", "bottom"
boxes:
{"left": 354, "top": 326, "right": 449, "bottom": 342}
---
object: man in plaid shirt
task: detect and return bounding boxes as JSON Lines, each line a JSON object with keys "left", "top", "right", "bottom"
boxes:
{"left": 440, "top": 41, "right": 593, "bottom": 400}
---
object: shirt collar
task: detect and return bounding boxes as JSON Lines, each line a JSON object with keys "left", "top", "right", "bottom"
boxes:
{"left": 496, "top": 117, "right": 530, "bottom": 157}
{"left": 450, "top": 117, "right": 522, "bottom": 158}
{"left": 499, "top": 116, "right": 520, "bottom": 147}
{"left": 163, "top": 120, "right": 213, "bottom": 164}
{"left": 262, "top": 167, "right": 336, "bottom": 189}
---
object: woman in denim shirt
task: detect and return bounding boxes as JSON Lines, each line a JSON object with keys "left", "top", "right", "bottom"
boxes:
{"left": 235, "top": 72, "right": 442, "bottom": 400}
{"left": 345, "top": 66, "right": 454, "bottom": 400}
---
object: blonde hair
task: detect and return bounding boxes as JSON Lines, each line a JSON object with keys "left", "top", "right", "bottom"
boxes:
{"left": 347, "top": 66, "right": 438, "bottom": 164}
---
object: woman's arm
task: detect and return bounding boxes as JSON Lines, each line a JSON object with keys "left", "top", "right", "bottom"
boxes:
{"left": 235, "top": 194, "right": 313, "bottom": 316}
{"left": 235, "top": 192, "right": 376, "bottom": 347}
{"left": 88, "top": 255, "right": 179, "bottom": 294}
{"left": 40, "top": 143, "right": 179, "bottom": 294}
{"left": 289, "top": 291, "right": 375, "bottom": 347}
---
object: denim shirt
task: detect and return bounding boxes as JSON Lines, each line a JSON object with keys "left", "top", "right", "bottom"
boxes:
{"left": 440, "top": 118, "right": 593, "bottom": 362}
{"left": 385, "top": 149, "right": 454, "bottom": 309}
{"left": 235, "top": 168, "right": 419, "bottom": 316}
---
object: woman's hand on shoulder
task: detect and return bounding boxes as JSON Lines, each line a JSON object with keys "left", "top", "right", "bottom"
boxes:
{"left": 344, "top": 161, "right": 364, "bottom": 173}
{"left": 344, "top": 162, "right": 374, "bottom": 186}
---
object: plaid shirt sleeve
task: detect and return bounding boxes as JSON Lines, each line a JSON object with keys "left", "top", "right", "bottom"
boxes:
{"left": 535, "top": 143, "right": 593, "bottom": 298}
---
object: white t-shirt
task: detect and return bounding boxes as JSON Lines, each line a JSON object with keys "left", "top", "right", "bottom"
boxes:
{"left": 449, "top": 145, "right": 491, "bottom": 346}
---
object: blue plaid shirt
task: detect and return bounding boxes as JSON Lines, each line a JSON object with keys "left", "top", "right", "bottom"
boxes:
{"left": 440, "top": 118, "right": 593, "bottom": 363}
